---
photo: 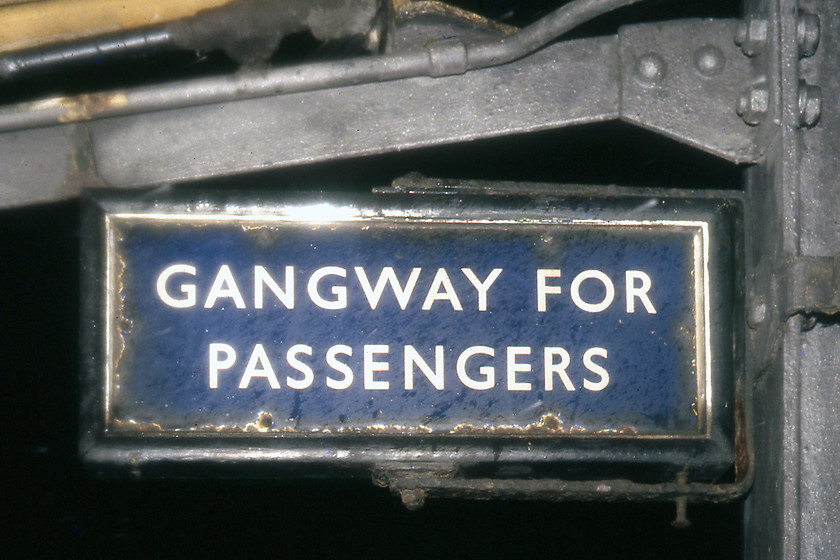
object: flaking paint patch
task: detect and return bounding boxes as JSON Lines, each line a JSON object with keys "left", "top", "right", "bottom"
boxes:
{"left": 451, "top": 413, "right": 566, "bottom": 435}
{"left": 57, "top": 92, "right": 129, "bottom": 123}
{"left": 334, "top": 424, "right": 433, "bottom": 435}
{"left": 112, "top": 418, "right": 164, "bottom": 432}
{"left": 111, "top": 419, "right": 435, "bottom": 435}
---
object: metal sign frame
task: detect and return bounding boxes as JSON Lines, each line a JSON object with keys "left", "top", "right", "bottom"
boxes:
{"left": 80, "top": 187, "right": 746, "bottom": 498}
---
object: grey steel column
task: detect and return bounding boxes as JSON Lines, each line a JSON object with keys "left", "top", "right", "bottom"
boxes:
{"left": 744, "top": 0, "right": 840, "bottom": 558}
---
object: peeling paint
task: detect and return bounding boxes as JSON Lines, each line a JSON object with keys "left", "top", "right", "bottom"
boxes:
{"left": 34, "top": 92, "right": 131, "bottom": 123}
{"left": 451, "top": 413, "right": 566, "bottom": 435}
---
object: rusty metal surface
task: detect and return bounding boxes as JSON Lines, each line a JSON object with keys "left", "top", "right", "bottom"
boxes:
{"left": 103, "top": 203, "right": 707, "bottom": 438}
{"left": 380, "top": 473, "right": 751, "bottom": 504}
{"left": 80, "top": 189, "right": 741, "bottom": 495}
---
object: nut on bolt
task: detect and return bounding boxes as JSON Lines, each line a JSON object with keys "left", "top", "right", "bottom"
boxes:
{"left": 735, "top": 19, "right": 767, "bottom": 57}
{"left": 797, "top": 13, "right": 820, "bottom": 58}
{"left": 400, "top": 488, "right": 426, "bottom": 510}
{"left": 748, "top": 302, "right": 767, "bottom": 329}
{"left": 798, "top": 81, "right": 822, "bottom": 128}
{"left": 736, "top": 85, "right": 769, "bottom": 126}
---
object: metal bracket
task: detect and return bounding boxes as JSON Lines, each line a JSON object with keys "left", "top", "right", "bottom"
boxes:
{"left": 372, "top": 462, "right": 458, "bottom": 510}
{"left": 782, "top": 256, "right": 840, "bottom": 317}
{"left": 618, "top": 19, "right": 763, "bottom": 163}
{"left": 374, "top": 467, "right": 750, "bottom": 511}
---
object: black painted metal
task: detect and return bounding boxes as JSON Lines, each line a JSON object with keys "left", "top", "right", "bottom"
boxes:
{"left": 80, "top": 187, "right": 745, "bottom": 499}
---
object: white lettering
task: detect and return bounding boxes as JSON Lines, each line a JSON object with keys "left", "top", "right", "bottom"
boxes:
{"left": 461, "top": 268, "right": 503, "bottom": 311}
{"left": 254, "top": 265, "right": 294, "bottom": 309}
{"left": 354, "top": 267, "right": 421, "bottom": 310}
{"left": 363, "top": 344, "right": 390, "bottom": 390}
{"left": 582, "top": 347, "right": 609, "bottom": 391}
{"left": 544, "top": 347, "right": 574, "bottom": 391}
{"left": 208, "top": 343, "right": 236, "bottom": 389}
{"left": 286, "top": 344, "right": 314, "bottom": 389}
{"left": 537, "top": 269, "right": 562, "bottom": 312}
{"left": 204, "top": 265, "right": 247, "bottom": 309}
{"left": 325, "top": 345, "right": 353, "bottom": 390}
{"left": 404, "top": 345, "right": 444, "bottom": 390}
{"left": 210, "top": 344, "right": 613, "bottom": 393}
{"left": 156, "top": 264, "right": 196, "bottom": 308}
{"left": 422, "top": 268, "right": 463, "bottom": 310}
{"left": 626, "top": 270, "right": 656, "bottom": 313}
{"left": 506, "top": 346, "right": 532, "bottom": 391}
{"left": 239, "top": 344, "right": 281, "bottom": 389}
{"left": 307, "top": 266, "right": 347, "bottom": 310}
{"left": 570, "top": 270, "right": 615, "bottom": 313}
{"left": 456, "top": 346, "right": 494, "bottom": 390}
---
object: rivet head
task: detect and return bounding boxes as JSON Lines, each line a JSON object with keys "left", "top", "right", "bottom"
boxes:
{"left": 694, "top": 46, "right": 725, "bottom": 76}
{"left": 634, "top": 53, "right": 666, "bottom": 86}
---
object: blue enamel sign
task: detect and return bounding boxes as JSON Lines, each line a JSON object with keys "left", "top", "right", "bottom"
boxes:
{"left": 99, "top": 197, "right": 713, "bottom": 439}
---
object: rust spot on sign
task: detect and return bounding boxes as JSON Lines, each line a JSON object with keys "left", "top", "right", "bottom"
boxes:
{"left": 450, "top": 413, "right": 567, "bottom": 435}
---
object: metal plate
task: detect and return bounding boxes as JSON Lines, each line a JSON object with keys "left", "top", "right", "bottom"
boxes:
{"left": 81, "top": 190, "right": 738, "bottom": 482}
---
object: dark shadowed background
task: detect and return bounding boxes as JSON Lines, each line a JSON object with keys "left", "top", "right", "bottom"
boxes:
{"left": 2, "top": 0, "right": 745, "bottom": 557}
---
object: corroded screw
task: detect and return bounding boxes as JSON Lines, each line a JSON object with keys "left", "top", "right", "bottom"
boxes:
{"left": 671, "top": 471, "right": 692, "bottom": 529}
{"left": 672, "top": 498, "right": 692, "bottom": 529}
{"left": 400, "top": 488, "right": 426, "bottom": 510}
